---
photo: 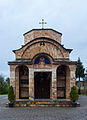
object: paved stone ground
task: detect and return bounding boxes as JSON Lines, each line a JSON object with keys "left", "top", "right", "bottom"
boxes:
{"left": 0, "top": 95, "right": 87, "bottom": 120}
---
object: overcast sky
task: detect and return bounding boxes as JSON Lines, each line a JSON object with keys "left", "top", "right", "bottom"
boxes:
{"left": 0, "top": 0, "right": 87, "bottom": 78}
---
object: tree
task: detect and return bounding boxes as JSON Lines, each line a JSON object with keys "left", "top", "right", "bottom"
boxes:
{"left": 70, "top": 86, "right": 79, "bottom": 102}
{"left": 0, "top": 75, "right": 4, "bottom": 84}
{"left": 8, "top": 86, "right": 15, "bottom": 103}
{"left": 76, "top": 57, "right": 85, "bottom": 81}
{"left": 0, "top": 75, "right": 9, "bottom": 94}
{"left": 6, "top": 77, "right": 10, "bottom": 85}
{"left": 76, "top": 57, "right": 85, "bottom": 94}
{"left": 0, "top": 75, "right": 4, "bottom": 94}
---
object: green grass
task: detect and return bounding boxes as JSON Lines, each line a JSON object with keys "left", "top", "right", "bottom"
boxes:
{"left": 81, "top": 93, "right": 87, "bottom": 96}
{"left": 0, "top": 94, "right": 8, "bottom": 96}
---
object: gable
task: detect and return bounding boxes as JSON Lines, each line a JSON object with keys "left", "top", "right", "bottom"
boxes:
{"left": 14, "top": 37, "right": 70, "bottom": 60}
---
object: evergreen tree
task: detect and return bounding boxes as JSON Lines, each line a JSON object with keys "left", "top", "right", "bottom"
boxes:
{"left": 76, "top": 57, "right": 85, "bottom": 94}
{"left": 76, "top": 57, "right": 85, "bottom": 81}
{"left": 70, "top": 86, "right": 79, "bottom": 102}
{"left": 8, "top": 86, "right": 15, "bottom": 103}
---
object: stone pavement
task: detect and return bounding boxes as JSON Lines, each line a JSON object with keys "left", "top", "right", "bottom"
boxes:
{"left": 0, "top": 95, "right": 87, "bottom": 120}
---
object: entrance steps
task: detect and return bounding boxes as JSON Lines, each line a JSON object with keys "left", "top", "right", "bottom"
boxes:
{"left": 13, "top": 99, "right": 80, "bottom": 107}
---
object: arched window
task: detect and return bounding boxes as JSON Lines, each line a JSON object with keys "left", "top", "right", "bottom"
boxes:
{"left": 57, "top": 65, "right": 66, "bottom": 99}
{"left": 34, "top": 56, "right": 51, "bottom": 64}
{"left": 19, "top": 65, "right": 29, "bottom": 99}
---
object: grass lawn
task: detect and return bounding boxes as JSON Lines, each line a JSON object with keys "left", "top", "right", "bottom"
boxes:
{"left": 81, "top": 93, "right": 87, "bottom": 96}
{"left": 0, "top": 94, "right": 8, "bottom": 96}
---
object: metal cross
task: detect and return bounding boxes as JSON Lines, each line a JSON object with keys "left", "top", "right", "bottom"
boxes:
{"left": 39, "top": 19, "right": 47, "bottom": 29}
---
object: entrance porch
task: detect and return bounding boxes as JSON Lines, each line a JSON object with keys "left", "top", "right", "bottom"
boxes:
{"left": 13, "top": 64, "right": 71, "bottom": 101}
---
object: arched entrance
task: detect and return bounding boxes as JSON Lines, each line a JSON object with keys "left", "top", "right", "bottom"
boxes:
{"left": 57, "top": 65, "right": 66, "bottom": 99}
{"left": 34, "top": 72, "right": 51, "bottom": 99}
{"left": 19, "top": 65, "right": 29, "bottom": 99}
{"left": 34, "top": 55, "right": 51, "bottom": 99}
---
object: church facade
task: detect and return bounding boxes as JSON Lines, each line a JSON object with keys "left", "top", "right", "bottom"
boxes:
{"left": 8, "top": 29, "right": 76, "bottom": 101}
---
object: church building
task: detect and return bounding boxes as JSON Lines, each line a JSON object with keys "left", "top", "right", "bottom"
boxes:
{"left": 8, "top": 26, "right": 76, "bottom": 102}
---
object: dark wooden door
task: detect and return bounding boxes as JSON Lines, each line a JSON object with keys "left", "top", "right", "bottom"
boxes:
{"left": 34, "top": 72, "right": 51, "bottom": 99}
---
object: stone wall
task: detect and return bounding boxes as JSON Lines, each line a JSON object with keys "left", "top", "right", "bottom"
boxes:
{"left": 22, "top": 42, "right": 69, "bottom": 59}
{"left": 15, "top": 39, "right": 69, "bottom": 59}
{"left": 24, "top": 29, "right": 62, "bottom": 44}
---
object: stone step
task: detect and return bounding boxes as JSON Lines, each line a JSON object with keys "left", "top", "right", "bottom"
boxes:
{"left": 5, "top": 100, "right": 80, "bottom": 107}
{"left": 6, "top": 101, "right": 80, "bottom": 107}
{"left": 16, "top": 100, "right": 72, "bottom": 104}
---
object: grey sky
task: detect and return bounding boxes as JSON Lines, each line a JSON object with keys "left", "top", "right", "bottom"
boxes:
{"left": 0, "top": 0, "right": 87, "bottom": 77}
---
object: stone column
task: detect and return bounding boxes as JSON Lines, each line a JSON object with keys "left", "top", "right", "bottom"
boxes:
{"left": 29, "top": 68, "right": 34, "bottom": 100}
{"left": 15, "top": 66, "right": 19, "bottom": 100}
{"left": 66, "top": 66, "right": 70, "bottom": 99}
{"left": 51, "top": 68, "right": 57, "bottom": 99}
{"left": 69, "top": 65, "right": 76, "bottom": 88}
{"left": 10, "top": 65, "right": 16, "bottom": 95}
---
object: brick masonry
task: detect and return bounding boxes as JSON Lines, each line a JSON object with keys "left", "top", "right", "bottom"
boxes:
{"left": 24, "top": 29, "right": 62, "bottom": 44}
{"left": 8, "top": 29, "right": 76, "bottom": 102}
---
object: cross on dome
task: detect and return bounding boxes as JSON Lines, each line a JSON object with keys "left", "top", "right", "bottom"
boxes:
{"left": 39, "top": 19, "right": 47, "bottom": 29}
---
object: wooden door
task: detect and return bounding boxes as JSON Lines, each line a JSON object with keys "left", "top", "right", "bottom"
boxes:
{"left": 34, "top": 72, "right": 51, "bottom": 99}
